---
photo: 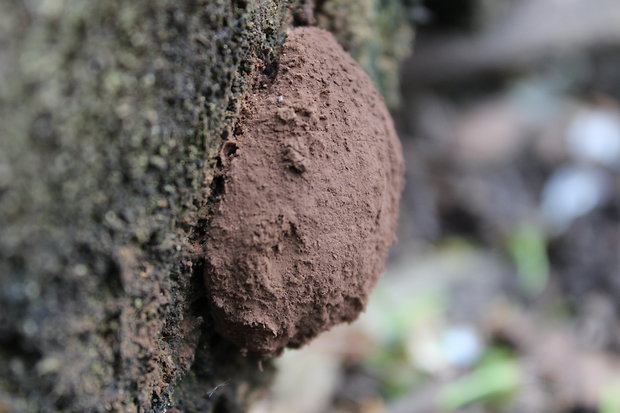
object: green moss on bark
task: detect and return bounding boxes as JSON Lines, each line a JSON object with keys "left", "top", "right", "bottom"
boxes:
{"left": 0, "top": 0, "right": 289, "bottom": 411}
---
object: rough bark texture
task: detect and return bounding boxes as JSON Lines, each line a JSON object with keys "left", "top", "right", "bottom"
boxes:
{"left": 0, "top": 1, "right": 415, "bottom": 412}
{"left": 0, "top": 1, "right": 287, "bottom": 411}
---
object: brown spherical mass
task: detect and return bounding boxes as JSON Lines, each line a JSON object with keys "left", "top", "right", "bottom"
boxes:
{"left": 204, "top": 27, "right": 404, "bottom": 357}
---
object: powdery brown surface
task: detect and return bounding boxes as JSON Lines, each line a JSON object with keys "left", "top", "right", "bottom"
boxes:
{"left": 205, "top": 27, "right": 404, "bottom": 357}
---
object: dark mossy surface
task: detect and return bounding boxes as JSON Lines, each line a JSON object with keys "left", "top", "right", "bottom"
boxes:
{"left": 0, "top": 0, "right": 288, "bottom": 411}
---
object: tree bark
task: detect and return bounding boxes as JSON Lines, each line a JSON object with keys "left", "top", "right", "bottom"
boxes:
{"left": 0, "top": 1, "right": 288, "bottom": 411}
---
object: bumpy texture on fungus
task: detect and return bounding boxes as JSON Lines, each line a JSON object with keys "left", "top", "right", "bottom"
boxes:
{"left": 205, "top": 27, "right": 404, "bottom": 357}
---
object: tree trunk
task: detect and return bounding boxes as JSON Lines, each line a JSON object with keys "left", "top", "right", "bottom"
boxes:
{"left": 0, "top": 1, "right": 287, "bottom": 411}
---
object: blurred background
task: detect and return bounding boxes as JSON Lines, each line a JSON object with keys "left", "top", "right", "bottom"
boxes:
{"left": 252, "top": 0, "right": 620, "bottom": 412}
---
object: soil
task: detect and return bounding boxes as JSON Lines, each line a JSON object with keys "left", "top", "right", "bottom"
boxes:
{"left": 204, "top": 27, "right": 404, "bottom": 357}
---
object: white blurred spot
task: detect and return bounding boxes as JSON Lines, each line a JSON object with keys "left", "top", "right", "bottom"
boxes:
{"left": 566, "top": 108, "right": 620, "bottom": 168}
{"left": 541, "top": 164, "right": 609, "bottom": 232}
{"left": 440, "top": 325, "right": 482, "bottom": 368}
{"left": 408, "top": 325, "right": 446, "bottom": 374}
